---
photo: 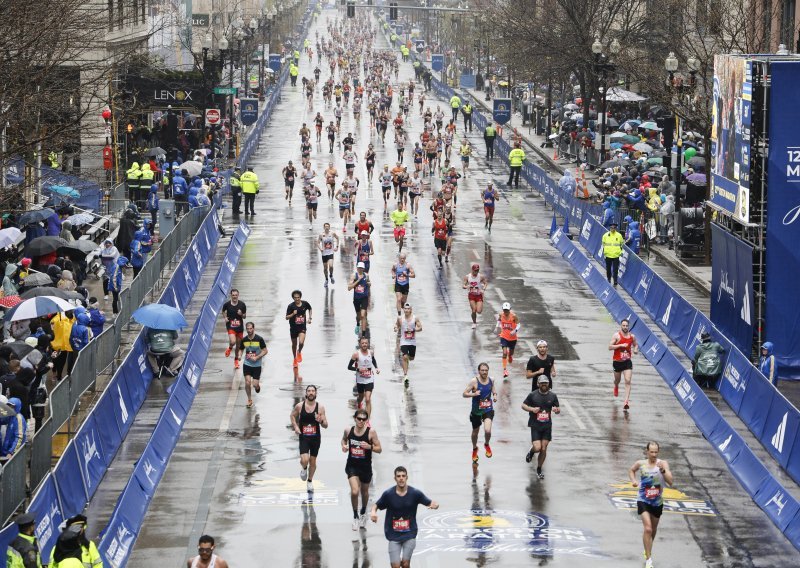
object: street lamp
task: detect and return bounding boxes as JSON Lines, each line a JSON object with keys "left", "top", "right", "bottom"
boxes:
{"left": 592, "top": 37, "right": 618, "bottom": 164}
{"left": 777, "top": 43, "right": 790, "bottom": 56}
{"left": 664, "top": 52, "right": 699, "bottom": 213}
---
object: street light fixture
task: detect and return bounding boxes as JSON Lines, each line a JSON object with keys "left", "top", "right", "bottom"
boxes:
{"left": 593, "top": 37, "right": 617, "bottom": 164}
{"left": 776, "top": 44, "right": 790, "bottom": 56}
{"left": 664, "top": 52, "right": 699, "bottom": 213}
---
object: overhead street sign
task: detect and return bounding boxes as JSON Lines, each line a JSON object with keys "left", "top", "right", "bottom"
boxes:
{"left": 213, "top": 87, "right": 238, "bottom": 95}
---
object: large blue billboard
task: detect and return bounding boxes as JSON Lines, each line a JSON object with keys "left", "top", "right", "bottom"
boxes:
{"left": 710, "top": 224, "right": 754, "bottom": 355}
{"left": 766, "top": 60, "right": 800, "bottom": 380}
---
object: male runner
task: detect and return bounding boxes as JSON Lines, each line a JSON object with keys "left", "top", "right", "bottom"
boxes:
{"left": 283, "top": 161, "right": 297, "bottom": 204}
{"left": 495, "top": 302, "right": 519, "bottom": 378}
{"left": 291, "top": 385, "right": 328, "bottom": 492}
{"left": 348, "top": 337, "right": 380, "bottom": 417}
{"left": 304, "top": 182, "right": 322, "bottom": 229}
{"left": 335, "top": 183, "right": 352, "bottom": 232}
{"left": 394, "top": 303, "right": 421, "bottom": 387}
{"left": 354, "top": 212, "right": 375, "bottom": 237}
{"left": 629, "top": 441, "right": 674, "bottom": 568}
{"left": 239, "top": 322, "right": 267, "bottom": 409}
{"left": 432, "top": 210, "right": 448, "bottom": 268}
{"left": 222, "top": 289, "right": 247, "bottom": 368}
{"left": 324, "top": 162, "right": 339, "bottom": 201}
{"left": 463, "top": 362, "right": 497, "bottom": 464}
{"left": 463, "top": 263, "right": 488, "bottom": 328}
{"left": 342, "top": 409, "right": 383, "bottom": 530}
{"left": 318, "top": 223, "right": 340, "bottom": 287}
{"left": 482, "top": 182, "right": 498, "bottom": 232}
{"left": 349, "top": 262, "right": 371, "bottom": 337}
{"left": 390, "top": 201, "right": 410, "bottom": 253}
{"left": 609, "top": 318, "right": 638, "bottom": 410}
{"left": 522, "top": 376, "right": 560, "bottom": 479}
{"left": 355, "top": 230, "right": 374, "bottom": 273}
{"left": 526, "top": 340, "right": 557, "bottom": 389}
{"left": 391, "top": 253, "right": 415, "bottom": 315}
{"left": 326, "top": 120, "right": 337, "bottom": 153}
{"left": 380, "top": 165, "right": 394, "bottom": 209}
{"left": 187, "top": 535, "right": 229, "bottom": 568}
{"left": 286, "top": 290, "right": 312, "bottom": 366}
{"left": 371, "top": 466, "right": 439, "bottom": 568}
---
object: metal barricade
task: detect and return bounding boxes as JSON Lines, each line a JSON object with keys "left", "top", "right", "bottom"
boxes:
{"left": 49, "top": 378, "right": 72, "bottom": 431}
{"left": 0, "top": 449, "right": 29, "bottom": 522}
{"left": 29, "top": 419, "right": 55, "bottom": 494}
{"left": 106, "top": 182, "right": 128, "bottom": 216}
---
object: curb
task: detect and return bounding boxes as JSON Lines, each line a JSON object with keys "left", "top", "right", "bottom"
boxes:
{"left": 649, "top": 244, "right": 712, "bottom": 296}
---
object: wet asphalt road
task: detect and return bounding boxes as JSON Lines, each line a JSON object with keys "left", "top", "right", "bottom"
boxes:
{"left": 90, "top": 11, "right": 800, "bottom": 567}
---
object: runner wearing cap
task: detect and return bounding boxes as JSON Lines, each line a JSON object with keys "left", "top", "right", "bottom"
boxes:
{"left": 391, "top": 253, "right": 415, "bottom": 315}
{"left": 526, "top": 340, "right": 557, "bottom": 389}
{"left": 463, "top": 263, "right": 488, "bottom": 329}
{"left": 522, "top": 376, "right": 560, "bottom": 479}
{"left": 348, "top": 336, "right": 380, "bottom": 417}
{"left": 349, "top": 262, "right": 371, "bottom": 337}
{"left": 394, "top": 303, "right": 422, "bottom": 387}
{"left": 390, "top": 201, "right": 410, "bottom": 254}
{"left": 482, "top": 182, "right": 499, "bottom": 232}
{"left": 355, "top": 230, "right": 374, "bottom": 273}
{"left": 463, "top": 362, "right": 497, "bottom": 464}
{"left": 317, "top": 223, "right": 340, "bottom": 288}
{"left": 495, "top": 303, "right": 520, "bottom": 377}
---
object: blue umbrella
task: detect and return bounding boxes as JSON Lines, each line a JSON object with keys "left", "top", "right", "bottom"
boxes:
{"left": 19, "top": 208, "right": 56, "bottom": 226}
{"left": 133, "top": 303, "right": 188, "bottom": 330}
{"left": 47, "top": 185, "right": 80, "bottom": 198}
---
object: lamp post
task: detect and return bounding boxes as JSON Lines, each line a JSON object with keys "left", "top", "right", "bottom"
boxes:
{"left": 201, "top": 33, "right": 216, "bottom": 159}
{"left": 245, "top": 17, "right": 257, "bottom": 97}
{"left": 592, "top": 37, "right": 620, "bottom": 165}
{"left": 664, "top": 51, "right": 699, "bottom": 212}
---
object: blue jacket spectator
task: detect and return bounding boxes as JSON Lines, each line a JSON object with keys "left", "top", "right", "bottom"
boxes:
{"left": 138, "top": 222, "right": 153, "bottom": 254}
{"left": 172, "top": 171, "right": 188, "bottom": 197}
{"left": 628, "top": 189, "right": 646, "bottom": 212}
{"left": 188, "top": 187, "right": 200, "bottom": 209}
{"left": 108, "top": 256, "right": 127, "bottom": 293}
{"left": 1, "top": 397, "right": 27, "bottom": 458}
{"left": 626, "top": 221, "right": 642, "bottom": 254}
{"left": 87, "top": 299, "right": 105, "bottom": 337}
{"left": 760, "top": 342, "right": 777, "bottom": 386}
{"left": 146, "top": 184, "right": 160, "bottom": 212}
{"left": 46, "top": 213, "right": 62, "bottom": 237}
{"left": 69, "top": 312, "right": 92, "bottom": 352}
{"left": 559, "top": 170, "right": 576, "bottom": 194}
{"left": 601, "top": 202, "right": 614, "bottom": 228}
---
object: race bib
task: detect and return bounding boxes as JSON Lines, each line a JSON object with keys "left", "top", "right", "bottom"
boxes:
{"left": 350, "top": 445, "right": 366, "bottom": 458}
{"left": 619, "top": 350, "right": 631, "bottom": 361}
{"left": 404, "top": 330, "right": 415, "bottom": 340}
{"left": 397, "top": 273, "right": 407, "bottom": 284}
{"left": 230, "top": 318, "right": 241, "bottom": 328}
{"left": 644, "top": 486, "right": 660, "bottom": 500}
{"left": 359, "top": 367, "right": 372, "bottom": 378}
{"left": 392, "top": 518, "right": 411, "bottom": 532}
{"left": 355, "top": 284, "right": 365, "bottom": 294}
{"left": 295, "top": 315, "right": 305, "bottom": 325}
{"left": 536, "top": 411, "right": 550, "bottom": 422}
{"left": 479, "top": 398, "right": 492, "bottom": 410}
{"left": 246, "top": 352, "right": 258, "bottom": 361}
{"left": 324, "top": 242, "right": 333, "bottom": 249}
{"left": 302, "top": 424, "right": 318, "bottom": 436}
{"left": 359, "top": 252, "right": 368, "bottom": 261}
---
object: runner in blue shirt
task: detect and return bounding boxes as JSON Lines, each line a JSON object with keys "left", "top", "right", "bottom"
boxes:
{"left": 629, "top": 441, "right": 674, "bottom": 568}
{"left": 482, "top": 182, "right": 499, "bottom": 232}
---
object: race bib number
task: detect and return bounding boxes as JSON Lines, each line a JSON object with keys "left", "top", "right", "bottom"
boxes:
{"left": 404, "top": 330, "right": 415, "bottom": 340}
{"left": 397, "top": 273, "right": 407, "bottom": 284}
{"left": 295, "top": 315, "right": 305, "bottom": 325}
{"left": 355, "top": 284, "right": 366, "bottom": 294}
{"left": 324, "top": 242, "right": 333, "bottom": 249}
{"left": 350, "top": 444, "right": 366, "bottom": 458}
{"left": 392, "top": 518, "right": 411, "bottom": 532}
{"left": 359, "top": 253, "right": 368, "bottom": 261}
{"left": 479, "top": 398, "right": 492, "bottom": 410}
{"left": 302, "top": 424, "right": 318, "bottom": 436}
{"left": 230, "top": 318, "right": 241, "bottom": 328}
{"left": 536, "top": 411, "right": 550, "bottom": 422}
{"left": 644, "top": 486, "right": 660, "bottom": 500}
{"left": 619, "top": 350, "right": 631, "bottom": 361}
{"left": 359, "top": 367, "right": 372, "bottom": 378}
{"left": 246, "top": 352, "right": 258, "bottom": 361}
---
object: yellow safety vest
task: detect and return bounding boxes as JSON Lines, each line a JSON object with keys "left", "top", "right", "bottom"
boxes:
{"left": 602, "top": 231, "right": 625, "bottom": 259}
{"left": 509, "top": 148, "right": 525, "bottom": 167}
{"left": 240, "top": 171, "right": 259, "bottom": 194}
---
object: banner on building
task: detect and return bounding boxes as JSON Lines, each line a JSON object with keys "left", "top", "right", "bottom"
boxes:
{"left": 710, "top": 224, "right": 754, "bottom": 355}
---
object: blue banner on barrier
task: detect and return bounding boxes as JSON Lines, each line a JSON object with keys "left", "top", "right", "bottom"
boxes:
{"left": 132, "top": 444, "right": 167, "bottom": 494}
{"left": 786, "top": 430, "right": 800, "bottom": 488}
{"left": 686, "top": 312, "right": 714, "bottom": 355}
{"left": 656, "top": 292, "right": 696, "bottom": 348}
{"left": 754, "top": 477, "right": 800, "bottom": 531}
{"left": 27, "top": 474, "right": 64, "bottom": 562}
{"left": 707, "top": 422, "right": 746, "bottom": 464}
{"left": 728, "top": 446, "right": 771, "bottom": 496}
{"left": 737, "top": 371, "right": 775, "bottom": 439}
{"left": 641, "top": 334, "right": 667, "bottom": 366}
{"left": 710, "top": 224, "right": 754, "bottom": 354}
{"left": 92, "top": 388, "right": 124, "bottom": 463}
{"left": 760, "top": 393, "right": 799, "bottom": 468}
{"left": 685, "top": 393, "right": 724, "bottom": 437}
{"left": 642, "top": 275, "right": 670, "bottom": 320}
{"left": 0, "top": 525, "right": 17, "bottom": 563}
{"left": 53, "top": 442, "right": 88, "bottom": 517}
{"left": 99, "top": 482, "right": 148, "bottom": 568}
{"left": 74, "top": 413, "right": 109, "bottom": 499}
{"left": 718, "top": 347, "right": 754, "bottom": 413}
{"left": 657, "top": 351, "right": 686, "bottom": 385}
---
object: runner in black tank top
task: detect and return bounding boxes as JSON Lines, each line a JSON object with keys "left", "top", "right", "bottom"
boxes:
{"left": 291, "top": 385, "right": 328, "bottom": 492}
{"left": 342, "top": 410, "right": 382, "bottom": 530}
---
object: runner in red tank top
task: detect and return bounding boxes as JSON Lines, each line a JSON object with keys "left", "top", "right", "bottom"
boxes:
{"left": 609, "top": 318, "right": 639, "bottom": 410}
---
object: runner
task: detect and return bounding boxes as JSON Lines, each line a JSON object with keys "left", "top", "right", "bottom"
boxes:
{"left": 482, "top": 182, "right": 498, "bottom": 232}
{"left": 290, "top": 385, "right": 328, "bottom": 492}
{"left": 187, "top": 535, "right": 229, "bottom": 568}
{"left": 349, "top": 262, "right": 371, "bottom": 337}
{"left": 355, "top": 230, "right": 374, "bottom": 273}
{"left": 238, "top": 322, "right": 267, "bottom": 409}
{"left": 495, "top": 302, "right": 520, "bottom": 378}
{"left": 391, "top": 253, "right": 415, "bottom": 315}
{"left": 371, "top": 466, "right": 439, "bottom": 568}
{"left": 286, "top": 290, "right": 312, "bottom": 366}
{"left": 326, "top": 120, "right": 337, "bottom": 153}
{"left": 526, "top": 340, "right": 557, "bottom": 389}
{"left": 348, "top": 337, "right": 380, "bottom": 417}
{"left": 324, "top": 162, "right": 339, "bottom": 201}
{"left": 522, "top": 376, "right": 560, "bottom": 479}
{"left": 459, "top": 140, "right": 472, "bottom": 178}
{"left": 609, "top": 318, "right": 639, "bottom": 410}
{"left": 443, "top": 203, "right": 456, "bottom": 262}
{"left": 342, "top": 409, "right": 383, "bottom": 530}
{"left": 364, "top": 144, "right": 376, "bottom": 183}
{"left": 380, "top": 165, "right": 394, "bottom": 209}
{"left": 408, "top": 171, "right": 423, "bottom": 217}
{"left": 283, "top": 161, "right": 297, "bottom": 205}
{"left": 432, "top": 210, "right": 448, "bottom": 268}
{"left": 629, "top": 441, "right": 674, "bottom": 568}
{"left": 390, "top": 201, "right": 410, "bottom": 254}
{"left": 344, "top": 170, "right": 361, "bottom": 215}
{"left": 394, "top": 303, "right": 421, "bottom": 387}
{"left": 221, "top": 289, "right": 247, "bottom": 369}
{"left": 317, "top": 223, "right": 340, "bottom": 287}
{"left": 335, "top": 183, "right": 352, "bottom": 232}
{"left": 463, "top": 362, "right": 497, "bottom": 464}
{"left": 463, "top": 263, "right": 488, "bottom": 328}
{"left": 304, "top": 182, "right": 322, "bottom": 229}
{"left": 354, "top": 211, "right": 375, "bottom": 237}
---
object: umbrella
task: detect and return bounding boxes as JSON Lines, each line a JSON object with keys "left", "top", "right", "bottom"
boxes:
{"left": 638, "top": 121, "right": 661, "bottom": 131}
{"left": 18, "top": 208, "right": 56, "bottom": 226}
{"left": 619, "top": 119, "right": 641, "bottom": 131}
{"left": 180, "top": 160, "right": 203, "bottom": 177}
{"left": 609, "top": 132, "right": 629, "bottom": 140}
{"left": 6, "top": 341, "right": 33, "bottom": 359}
{"left": 610, "top": 142, "right": 623, "bottom": 150}
{"left": 564, "top": 103, "right": 579, "bottom": 110}
{"left": 20, "top": 273, "right": 54, "bottom": 288}
{"left": 0, "top": 227, "right": 22, "bottom": 249}
{"left": 0, "top": 295, "right": 23, "bottom": 309}
{"left": 47, "top": 185, "right": 80, "bottom": 199}
{"left": 20, "top": 287, "right": 82, "bottom": 301}
{"left": 65, "top": 212, "right": 95, "bottom": 227}
{"left": 265, "top": 68, "right": 276, "bottom": 74}
{"left": 599, "top": 159, "right": 632, "bottom": 169}
{"left": 8, "top": 296, "right": 75, "bottom": 321}
{"left": 621, "top": 135, "right": 640, "bottom": 144}
{"left": 143, "top": 147, "right": 167, "bottom": 158}
{"left": 548, "top": 133, "right": 560, "bottom": 140}
{"left": 647, "top": 157, "right": 664, "bottom": 165}
{"left": 605, "top": 117, "right": 620, "bottom": 128}
{"left": 24, "top": 236, "right": 69, "bottom": 257}
{"left": 58, "top": 240, "right": 98, "bottom": 258}
{"left": 686, "top": 156, "right": 706, "bottom": 170}
{"left": 133, "top": 303, "right": 188, "bottom": 330}
{"left": 686, "top": 172, "right": 707, "bottom": 184}
{"left": 633, "top": 142, "right": 653, "bottom": 153}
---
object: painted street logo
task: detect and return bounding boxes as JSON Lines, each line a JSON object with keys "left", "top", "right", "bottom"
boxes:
{"left": 415, "top": 509, "right": 601, "bottom": 558}
{"left": 240, "top": 477, "right": 338, "bottom": 507}
{"left": 608, "top": 482, "right": 717, "bottom": 516}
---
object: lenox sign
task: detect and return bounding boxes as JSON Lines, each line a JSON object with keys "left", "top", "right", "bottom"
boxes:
{"left": 153, "top": 89, "right": 193, "bottom": 102}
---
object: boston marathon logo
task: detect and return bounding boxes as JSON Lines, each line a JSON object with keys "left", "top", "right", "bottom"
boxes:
{"left": 415, "top": 509, "right": 601, "bottom": 558}
{"left": 608, "top": 482, "right": 717, "bottom": 516}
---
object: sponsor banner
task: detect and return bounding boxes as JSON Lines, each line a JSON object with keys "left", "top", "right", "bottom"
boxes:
{"left": 240, "top": 98, "right": 259, "bottom": 126}
{"left": 431, "top": 54, "right": 443, "bottom": 71}
{"left": 717, "top": 345, "right": 754, "bottom": 413}
{"left": 52, "top": 442, "right": 88, "bottom": 518}
{"left": 27, "top": 474, "right": 65, "bottom": 562}
{"left": 760, "top": 392, "right": 799, "bottom": 468}
{"left": 766, "top": 61, "right": 800, "bottom": 380}
{"left": 74, "top": 413, "right": 108, "bottom": 500}
{"left": 493, "top": 99, "right": 512, "bottom": 126}
{"left": 710, "top": 225, "right": 754, "bottom": 354}
{"left": 737, "top": 371, "right": 775, "bottom": 439}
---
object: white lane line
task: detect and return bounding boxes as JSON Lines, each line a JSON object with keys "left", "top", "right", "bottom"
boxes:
{"left": 472, "top": 248, "right": 480, "bottom": 260}
{"left": 524, "top": 339, "right": 537, "bottom": 354}
{"left": 495, "top": 287, "right": 506, "bottom": 301}
{"left": 560, "top": 399, "right": 586, "bottom": 430}
{"left": 218, "top": 369, "right": 242, "bottom": 432}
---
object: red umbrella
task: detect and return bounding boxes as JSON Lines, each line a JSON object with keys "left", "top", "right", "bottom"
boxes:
{"left": 0, "top": 295, "right": 23, "bottom": 309}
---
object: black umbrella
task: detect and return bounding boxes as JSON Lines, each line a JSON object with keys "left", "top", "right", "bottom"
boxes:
{"left": 19, "top": 208, "right": 56, "bottom": 226}
{"left": 686, "top": 156, "right": 706, "bottom": 171}
{"left": 24, "top": 236, "right": 69, "bottom": 257}
{"left": 143, "top": 147, "right": 166, "bottom": 158}
{"left": 6, "top": 341, "right": 33, "bottom": 359}
{"left": 605, "top": 117, "right": 620, "bottom": 128}
{"left": 599, "top": 159, "right": 632, "bottom": 169}
{"left": 20, "top": 287, "right": 82, "bottom": 301}
{"left": 58, "top": 241, "right": 97, "bottom": 258}
{"left": 20, "top": 273, "right": 54, "bottom": 288}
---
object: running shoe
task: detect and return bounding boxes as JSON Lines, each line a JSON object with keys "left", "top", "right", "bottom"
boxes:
{"left": 324, "top": 280, "right": 328, "bottom": 288}
{"left": 234, "top": 359, "right": 240, "bottom": 369}
{"left": 613, "top": 384, "right": 619, "bottom": 397}
{"left": 484, "top": 444, "right": 493, "bottom": 458}
{"left": 503, "top": 369, "right": 509, "bottom": 378}
{"left": 525, "top": 450, "right": 534, "bottom": 463}
{"left": 307, "top": 481, "right": 314, "bottom": 492}
{"left": 472, "top": 447, "right": 479, "bottom": 463}
{"left": 246, "top": 399, "right": 253, "bottom": 408}
{"left": 355, "top": 325, "right": 361, "bottom": 336}
{"left": 297, "top": 352, "right": 303, "bottom": 363}
{"left": 254, "top": 384, "right": 260, "bottom": 394}
{"left": 537, "top": 471, "right": 545, "bottom": 480}
{"left": 624, "top": 400, "right": 630, "bottom": 410}
{"left": 352, "top": 518, "right": 359, "bottom": 531}
{"left": 404, "top": 376, "right": 409, "bottom": 388}
{"left": 644, "top": 559, "right": 653, "bottom": 568}
{"left": 359, "top": 513, "right": 368, "bottom": 528}
{"left": 471, "top": 323, "right": 477, "bottom": 329}
{"left": 300, "top": 468, "right": 308, "bottom": 481}
{"left": 331, "top": 277, "right": 335, "bottom": 284}
{"left": 225, "top": 346, "right": 232, "bottom": 358}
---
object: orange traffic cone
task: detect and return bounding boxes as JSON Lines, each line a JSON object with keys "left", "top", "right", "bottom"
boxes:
{"left": 580, "top": 167, "right": 589, "bottom": 199}
{"left": 553, "top": 145, "right": 558, "bottom": 160}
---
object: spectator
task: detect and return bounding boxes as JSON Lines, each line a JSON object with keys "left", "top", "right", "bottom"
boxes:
{"left": 173, "top": 168, "right": 189, "bottom": 216}
{"left": 57, "top": 269, "right": 77, "bottom": 291}
{"left": 130, "top": 231, "right": 146, "bottom": 279}
{"left": 601, "top": 202, "right": 615, "bottom": 228}
{"left": 108, "top": 257, "right": 128, "bottom": 315}
{"left": 659, "top": 194, "right": 676, "bottom": 244}
{"left": 146, "top": 327, "right": 185, "bottom": 377}
{"left": 7, "top": 513, "right": 42, "bottom": 568}
{"left": 69, "top": 312, "right": 92, "bottom": 352}
{"left": 0, "top": 397, "right": 27, "bottom": 460}
{"left": 559, "top": 170, "right": 576, "bottom": 196}
{"left": 99, "top": 239, "right": 119, "bottom": 301}
{"left": 146, "top": 183, "right": 160, "bottom": 229}
{"left": 760, "top": 342, "right": 777, "bottom": 386}
{"left": 87, "top": 298, "right": 106, "bottom": 338}
{"left": 46, "top": 211, "right": 62, "bottom": 237}
{"left": 0, "top": 358, "right": 20, "bottom": 394}
{"left": 116, "top": 208, "right": 137, "bottom": 259}
{"left": 692, "top": 332, "right": 725, "bottom": 389}
{"left": 2, "top": 263, "right": 19, "bottom": 296}
{"left": 626, "top": 221, "right": 642, "bottom": 255}
{"left": 59, "top": 220, "right": 75, "bottom": 243}
{"left": 51, "top": 310, "right": 75, "bottom": 380}
{"left": 6, "top": 367, "right": 34, "bottom": 419}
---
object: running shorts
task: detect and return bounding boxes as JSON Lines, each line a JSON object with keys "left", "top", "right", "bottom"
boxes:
{"left": 353, "top": 297, "right": 369, "bottom": 312}
{"left": 307, "top": 202, "right": 318, "bottom": 210}
{"left": 530, "top": 424, "right": 552, "bottom": 441}
{"left": 434, "top": 238, "right": 447, "bottom": 250}
{"left": 613, "top": 359, "right": 633, "bottom": 373}
{"left": 393, "top": 227, "right": 406, "bottom": 239}
{"left": 500, "top": 338, "right": 517, "bottom": 350}
{"left": 299, "top": 435, "right": 321, "bottom": 457}
{"left": 468, "top": 293, "right": 484, "bottom": 303}
{"left": 400, "top": 345, "right": 416, "bottom": 358}
{"left": 290, "top": 327, "right": 307, "bottom": 339}
{"left": 227, "top": 330, "right": 243, "bottom": 341}
{"left": 637, "top": 501, "right": 663, "bottom": 518}
{"left": 345, "top": 464, "right": 373, "bottom": 483}
{"left": 243, "top": 365, "right": 262, "bottom": 381}
{"left": 356, "top": 381, "right": 374, "bottom": 393}
{"left": 394, "top": 283, "right": 409, "bottom": 295}
{"left": 321, "top": 253, "right": 334, "bottom": 263}
{"left": 470, "top": 410, "right": 494, "bottom": 430}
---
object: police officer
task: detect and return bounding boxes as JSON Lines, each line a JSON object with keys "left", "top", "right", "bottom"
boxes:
{"left": 138, "top": 162, "right": 155, "bottom": 210}
{"left": 49, "top": 525, "right": 84, "bottom": 568}
{"left": 240, "top": 166, "right": 260, "bottom": 216}
{"left": 230, "top": 166, "right": 243, "bottom": 215}
{"left": 290, "top": 62, "right": 299, "bottom": 86}
{"left": 449, "top": 94, "right": 461, "bottom": 122}
{"left": 462, "top": 102, "right": 473, "bottom": 133}
{"left": 602, "top": 221, "right": 625, "bottom": 287}
{"left": 7, "top": 513, "right": 42, "bottom": 568}
{"left": 483, "top": 123, "right": 496, "bottom": 159}
{"left": 50, "top": 515, "right": 103, "bottom": 568}
{"left": 125, "top": 162, "right": 142, "bottom": 203}
{"left": 507, "top": 143, "right": 525, "bottom": 188}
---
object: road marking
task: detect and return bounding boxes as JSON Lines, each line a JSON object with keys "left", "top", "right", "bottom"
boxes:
{"left": 218, "top": 368, "right": 242, "bottom": 432}
{"left": 560, "top": 399, "right": 586, "bottom": 430}
{"left": 472, "top": 248, "right": 480, "bottom": 260}
{"left": 495, "top": 287, "right": 506, "bottom": 301}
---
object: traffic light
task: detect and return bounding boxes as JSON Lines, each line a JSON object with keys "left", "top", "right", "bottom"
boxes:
{"left": 389, "top": 2, "right": 398, "bottom": 20}
{"left": 347, "top": 1, "right": 355, "bottom": 18}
